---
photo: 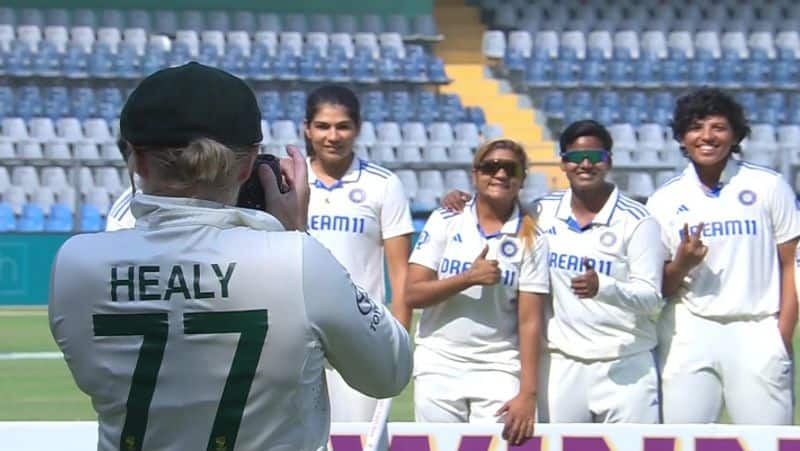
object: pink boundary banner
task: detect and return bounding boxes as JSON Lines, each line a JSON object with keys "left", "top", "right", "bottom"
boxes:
{"left": 4, "top": 421, "right": 800, "bottom": 450}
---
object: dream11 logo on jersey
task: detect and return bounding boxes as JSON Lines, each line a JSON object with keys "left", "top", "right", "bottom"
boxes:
{"left": 329, "top": 435, "right": 800, "bottom": 451}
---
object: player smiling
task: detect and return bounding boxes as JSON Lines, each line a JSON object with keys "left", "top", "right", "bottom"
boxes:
{"left": 647, "top": 88, "right": 800, "bottom": 424}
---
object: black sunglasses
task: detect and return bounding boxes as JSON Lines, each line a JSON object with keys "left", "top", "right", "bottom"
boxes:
{"left": 561, "top": 149, "right": 611, "bottom": 165}
{"left": 475, "top": 159, "right": 525, "bottom": 178}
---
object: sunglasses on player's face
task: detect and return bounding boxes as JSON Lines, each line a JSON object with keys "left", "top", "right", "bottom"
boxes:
{"left": 560, "top": 149, "right": 611, "bottom": 165}
{"left": 475, "top": 159, "right": 525, "bottom": 178}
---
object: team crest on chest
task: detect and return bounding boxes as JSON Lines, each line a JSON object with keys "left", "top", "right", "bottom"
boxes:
{"left": 599, "top": 231, "right": 617, "bottom": 247}
{"left": 349, "top": 188, "right": 366, "bottom": 203}
{"left": 500, "top": 239, "right": 519, "bottom": 258}
{"left": 738, "top": 189, "right": 757, "bottom": 206}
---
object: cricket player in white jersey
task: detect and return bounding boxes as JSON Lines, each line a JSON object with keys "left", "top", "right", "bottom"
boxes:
{"left": 302, "top": 85, "right": 414, "bottom": 422}
{"left": 49, "top": 62, "right": 412, "bottom": 451}
{"left": 647, "top": 88, "right": 800, "bottom": 424}
{"left": 441, "top": 122, "right": 665, "bottom": 424}
{"left": 534, "top": 120, "right": 664, "bottom": 423}
{"left": 406, "top": 139, "right": 550, "bottom": 445}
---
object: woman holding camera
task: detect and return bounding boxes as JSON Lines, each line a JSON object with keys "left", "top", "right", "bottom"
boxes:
{"left": 49, "top": 63, "right": 412, "bottom": 451}
{"left": 302, "top": 85, "right": 415, "bottom": 422}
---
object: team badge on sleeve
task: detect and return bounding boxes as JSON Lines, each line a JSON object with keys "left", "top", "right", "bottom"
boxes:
{"left": 348, "top": 188, "right": 366, "bottom": 204}
{"left": 738, "top": 190, "right": 757, "bottom": 206}
{"left": 500, "top": 240, "right": 519, "bottom": 258}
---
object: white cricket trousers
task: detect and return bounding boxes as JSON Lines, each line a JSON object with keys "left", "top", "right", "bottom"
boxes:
{"left": 658, "top": 302, "right": 794, "bottom": 424}
{"left": 325, "top": 367, "right": 378, "bottom": 422}
{"left": 414, "top": 370, "right": 520, "bottom": 422}
{"left": 537, "top": 349, "right": 660, "bottom": 423}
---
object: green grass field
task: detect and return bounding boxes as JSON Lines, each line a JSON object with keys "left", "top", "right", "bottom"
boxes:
{"left": 0, "top": 307, "right": 416, "bottom": 421}
{"left": 1, "top": 307, "right": 798, "bottom": 423}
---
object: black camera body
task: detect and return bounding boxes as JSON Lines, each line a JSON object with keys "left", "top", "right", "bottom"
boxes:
{"left": 236, "top": 154, "right": 284, "bottom": 210}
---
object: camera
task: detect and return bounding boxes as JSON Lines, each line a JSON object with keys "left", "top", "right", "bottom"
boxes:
{"left": 236, "top": 154, "right": 285, "bottom": 210}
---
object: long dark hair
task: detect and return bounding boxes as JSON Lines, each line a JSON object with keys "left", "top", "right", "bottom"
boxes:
{"left": 304, "top": 85, "right": 361, "bottom": 156}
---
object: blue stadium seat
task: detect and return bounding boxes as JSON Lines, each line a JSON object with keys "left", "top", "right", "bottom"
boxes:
{"left": 594, "top": 105, "right": 617, "bottom": 127}
{"left": 232, "top": 11, "right": 256, "bottom": 33}
{"left": 88, "top": 43, "right": 115, "bottom": 79}
{"left": 580, "top": 59, "right": 604, "bottom": 87}
{"left": 308, "top": 14, "right": 333, "bottom": 33}
{"left": 466, "top": 106, "right": 486, "bottom": 126}
{"left": 524, "top": 59, "right": 550, "bottom": 88}
{"left": 428, "top": 58, "right": 450, "bottom": 84}
{"left": 7, "top": 40, "right": 34, "bottom": 77}
{"left": 247, "top": 46, "right": 274, "bottom": 82}
{"left": 0, "top": 7, "right": 15, "bottom": 26}
{"left": 128, "top": 10, "right": 151, "bottom": 30}
{"left": 325, "top": 50, "right": 351, "bottom": 83}
{"left": 44, "top": 203, "right": 74, "bottom": 232}
{"left": 180, "top": 10, "right": 205, "bottom": 31}
{"left": 285, "top": 13, "right": 307, "bottom": 33}
{"left": 543, "top": 91, "right": 565, "bottom": 119}
{"left": 154, "top": 10, "right": 178, "bottom": 35}
{"left": 742, "top": 60, "right": 768, "bottom": 88}
{"left": 607, "top": 60, "right": 633, "bottom": 87}
{"left": 635, "top": 59, "right": 660, "bottom": 88}
{"left": 553, "top": 60, "right": 577, "bottom": 88}
{"left": 73, "top": 8, "right": 97, "bottom": 28}
{"left": 351, "top": 52, "right": 378, "bottom": 84}
{"left": 772, "top": 60, "right": 798, "bottom": 89}
{"left": 716, "top": 60, "right": 740, "bottom": 88}
{"left": 20, "top": 8, "right": 45, "bottom": 27}
{"left": 44, "top": 86, "right": 70, "bottom": 120}
{"left": 298, "top": 51, "right": 325, "bottom": 82}
{"left": 32, "top": 40, "right": 61, "bottom": 77}
{"left": 101, "top": 9, "right": 125, "bottom": 29}
{"left": 79, "top": 204, "right": 104, "bottom": 232}
{"left": 207, "top": 10, "right": 230, "bottom": 32}
{"left": 273, "top": 50, "right": 299, "bottom": 81}
{"left": 61, "top": 43, "right": 89, "bottom": 79}
{"left": 17, "top": 203, "right": 45, "bottom": 232}
{"left": 661, "top": 58, "right": 687, "bottom": 88}
{"left": 620, "top": 106, "right": 643, "bottom": 127}
{"left": 0, "top": 202, "right": 15, "bottom": 232}
{"left": 377, "top": 55, "right": 403, "bottom": 82}
{"left": 688, "top": 60, "right": 712, "bottom": 86}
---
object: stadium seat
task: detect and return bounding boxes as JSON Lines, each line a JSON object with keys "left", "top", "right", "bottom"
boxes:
{"left": 44, "top": 202, "right": 74, "bottom": 231}
{"left": 18, "top": 141, "right": 43, "bottom": 160}
{"left": 377, "top": 122, "right": 403, "bottom": 147}
{"left": 44, "top": 25, "right": 69, "bottom": 52}
{"left": 78, "top": 203, "right": 104, "bottom": 232}
{"left": 395, "top": 169, "right": 418, "bottom": 198}
{"left": 16, "top": 203, "right": 45, "bottom": 231}
{"left": 587, "top": 30, "right": 613, "bottom": 59}
{"left": 0, "top": 202, "right": 15, "bottom": 231}
{"left": 411, "top": 188, "right": 439, "bottom": 214}
{"left": 0, "top": 167, "right": 9, "bottom": 192}
{"left": 444, "top": 169, "right": 471, "bottom": 192}
{"left": 0, "top": 142, "right": 14, "bottom": 159}
{"left": 641, "top": 30, "right": 668, "bottom": 59}
{"left": 31, "top": 186, "right": 55, "bottom": 215}
{"left": 626, "top": 173, "right": 656, "bottom": 198}
{"left": 40, "top": 166, "right": 69, "bottom": 190}
{"left": 534, "top": 31, "right": 559, "bottom": 59}
{"left": 3, "top": 185, "right": 27, "bottom": 215}
{"left": 420, "top": 145, "right": 447, "bottom": 163}
{"left": 335, "top": 14, "right": 358, "bottom": 34}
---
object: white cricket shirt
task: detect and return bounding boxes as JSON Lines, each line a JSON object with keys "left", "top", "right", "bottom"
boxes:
{"left": 49, "top": 194, "right": 412, "bottom": 451}
{"left": 106, "top": 186, "right": 137, "bottom": 231}
{"left": 409, "top": 199, "right": 550, "bottom": 375}
{"left": 647, "top": 157, "right": 800, "bottom": 318}
{"left": 306, "top": 157, "right": 413, "bottom": 304}
{"left": 536, "top": 186, "right": 665, "bottom": 360}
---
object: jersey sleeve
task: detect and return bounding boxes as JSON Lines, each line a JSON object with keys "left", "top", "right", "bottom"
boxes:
{"left": 595, "top": 216, "right": 665, "bottom": 316}
{"left": 302, "top": 235, "right": 412, "bottom": 398}
{"left": 645, "top": 192, "right": 674, "bottom": 260}
{"left": 380, "top": 174, "right": 414, "bottom": 240}
{"left": 768, "top": 175, "right": 800, "bottom": 244}
{"left": 518, "top": 233, "right": 550, "bottom": 294}
{"left": 408, "top": 210, "right": 449, "bottom": 271}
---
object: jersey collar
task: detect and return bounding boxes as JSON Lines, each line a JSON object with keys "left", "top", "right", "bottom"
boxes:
{"left": 467, "top": 198, "right": 523, "bottom": 238}
{"left": 131, "top": 194, "right": 286, "bottom": 231}
{"left": 306, "top": 155, "right": 362, "bottom": 191}
{"left": 556, "top": 185, "right": 620, "bottom": 229}
{"left": 683, "top": 156, "right": 741, "bottom": 197}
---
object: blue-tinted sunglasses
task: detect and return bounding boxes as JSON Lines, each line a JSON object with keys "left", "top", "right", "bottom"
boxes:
{"left": 561, "top": 149, "right": 611, "bottom": 164}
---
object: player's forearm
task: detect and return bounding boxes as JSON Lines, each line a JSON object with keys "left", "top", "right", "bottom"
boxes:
{"left": 596, "top": 274, "right": 663, "bottom": 316}
{"left": 517, "top": 294, "right": 542, "bottom": 397}
{"left": 662, "top": 260, "right": 690, "bottom": 298}
{"left": 404, "top": 273, "right": 474, "bottom": 309}
{"left": 777, "top": 241, "right": 799, "bottom": 344}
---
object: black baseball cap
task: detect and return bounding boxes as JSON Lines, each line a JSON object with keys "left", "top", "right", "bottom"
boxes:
{"left": 120, "top": 62, "right": 262, "bottom": 148}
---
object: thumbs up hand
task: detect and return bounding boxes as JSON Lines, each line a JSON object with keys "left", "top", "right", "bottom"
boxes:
{"left": 571, "top": 258, "right": 599, "bottom": 298}
{"left": 465, "top": 245, "right": 502, "bottom": 286}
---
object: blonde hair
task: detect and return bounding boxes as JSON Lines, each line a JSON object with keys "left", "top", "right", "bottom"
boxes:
{"left": 128, "top": 137, "right": 257, "bottom": 204}
{"left": 474, "top": 138, "right": 538, "bottom": 250}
